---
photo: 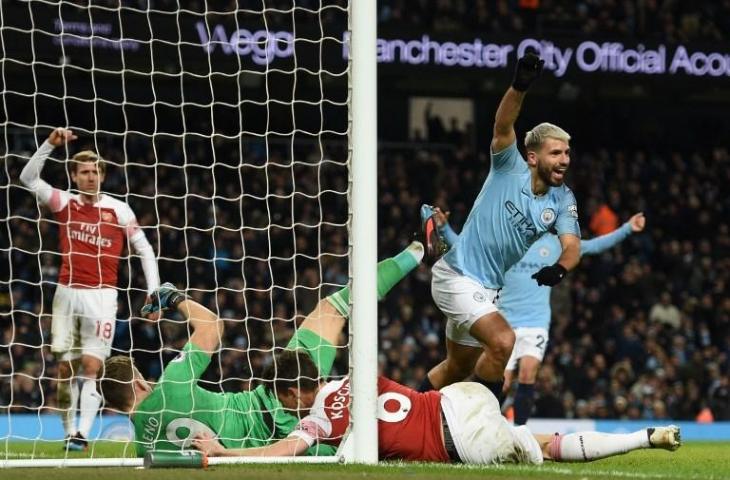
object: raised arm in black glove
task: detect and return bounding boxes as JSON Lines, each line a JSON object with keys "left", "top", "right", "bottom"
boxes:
{"left": 531, "top": 263, "right": 567, "bottom": 287}
{"left": 512, "top": 51, "right": 545, "bottom": 92}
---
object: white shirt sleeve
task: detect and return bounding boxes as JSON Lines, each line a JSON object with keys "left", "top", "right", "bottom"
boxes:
{"left": 19, "top": 140, "right": 70, "bottom": 212}
{"left": 117, "top": 202, "right": 160, "bottom": 295}
{"left": 129, "top": 230, "right": 160, "bottom": 295}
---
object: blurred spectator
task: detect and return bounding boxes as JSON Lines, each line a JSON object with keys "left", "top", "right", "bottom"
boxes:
{"left": 589, "top": 203, "right": 620, "bottom": 236}
{"left": 424, "top": 103, "right": 446, "bottom": 143}
{"left": 649, "top": 292, "right": 682, "bottom": 330}
{"left": 709, "top": 375, "right": 730, "bottom": 420}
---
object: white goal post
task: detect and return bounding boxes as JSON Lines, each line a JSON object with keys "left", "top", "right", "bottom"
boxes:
{"left": 0, "top": 0, "right": 376, "bottom": 468}
{"left": 349, "top": 0, "right": 378, "bottom": 465}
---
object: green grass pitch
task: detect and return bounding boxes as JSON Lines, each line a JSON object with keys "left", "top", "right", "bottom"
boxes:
{"left": 1, "top": 441, "right": 729, "bottom": 480}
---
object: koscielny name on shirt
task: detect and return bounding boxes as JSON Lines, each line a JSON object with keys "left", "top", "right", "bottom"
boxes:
{"left": 328, "top": 382, "right": 350, "bottom": 421}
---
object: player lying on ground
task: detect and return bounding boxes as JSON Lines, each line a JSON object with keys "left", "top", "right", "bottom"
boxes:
{"left": 20, "top": 127, "right": 160, "bottom": 450}
{"left": 421, "top": 52, "right": 581, "bottom": 401}
{"left": 422, "top": 205, "right": 647, "bottom": 425}
{"left": 191, "top": 350, "right": 680, "bottom": 464}
{"left": 98, "top": 242, "right": 424, "bottom": 456}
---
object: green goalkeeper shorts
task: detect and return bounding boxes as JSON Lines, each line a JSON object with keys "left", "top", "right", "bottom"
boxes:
{"left": 286, "top": 328, "right": 336, "bottom": 377}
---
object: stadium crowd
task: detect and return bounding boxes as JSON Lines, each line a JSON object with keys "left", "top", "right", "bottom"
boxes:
{"left": 1, "top": 129, "right": 728, "bottom": 423}
{"left": 380, "top": 0, "right": 730, "bottom": 42}
{"left": 47, "top": 0, "right": 730, "bottom": 44}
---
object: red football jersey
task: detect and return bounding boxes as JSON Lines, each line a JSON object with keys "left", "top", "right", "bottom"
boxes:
{"left": 49, "top": 190, "right": 140, "bottom": 288}
{"left": 291, "top": 376, "right": 450, "bottom": 462}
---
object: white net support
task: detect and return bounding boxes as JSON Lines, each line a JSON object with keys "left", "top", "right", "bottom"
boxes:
{"left": 0, "top": 453, "right": 343, "bottom": 469}
{"left": 0, "top": 0, "right": 361, "bottom": 465}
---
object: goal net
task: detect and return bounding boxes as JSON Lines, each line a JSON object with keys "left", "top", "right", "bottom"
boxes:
{"left": 0, "top": 0, "right": 375, "bottom": 467}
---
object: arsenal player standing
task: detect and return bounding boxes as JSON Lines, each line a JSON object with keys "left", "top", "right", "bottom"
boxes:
{"left": 20, "top": 127, "right": 159, "bottom": 450}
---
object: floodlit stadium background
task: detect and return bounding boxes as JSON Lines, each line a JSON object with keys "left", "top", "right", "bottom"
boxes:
{"left": 1, "top": 1, "right": 728, "bottom": 447}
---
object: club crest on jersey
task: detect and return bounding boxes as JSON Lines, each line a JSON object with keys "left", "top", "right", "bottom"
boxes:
{"left": 101, "top": 211, "right": 113, "bottom": 222}
{"left": 540, "top": 208, "right": 556, "bottom": 225}
{"left": 473, "top": 291, "right": 486, "bottom": 303}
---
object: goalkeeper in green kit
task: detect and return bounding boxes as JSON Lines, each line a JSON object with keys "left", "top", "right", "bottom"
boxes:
{"left": 99, "top": 242, "right": 424, "bottom": 457}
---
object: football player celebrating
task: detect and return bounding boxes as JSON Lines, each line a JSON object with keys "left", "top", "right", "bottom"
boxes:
{"left": 20, "top": 128, "right": 160, "bottom": 450}
{"left": 422, "top": 204, "right": 646, "bottom": 425}
{"left": 421, "top": 52, "right": 581, "bottom": 401}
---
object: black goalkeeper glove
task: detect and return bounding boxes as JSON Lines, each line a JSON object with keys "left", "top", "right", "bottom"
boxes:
{"left": 512, "top": 51, "right": 545, "bottom": 92}
{"left": 531, "top": 263, "right": 567, "bottom": 287}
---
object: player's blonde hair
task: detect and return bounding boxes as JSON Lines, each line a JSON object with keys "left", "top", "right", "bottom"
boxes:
{"left": 524, "top": 123, "right": 571, "bottom": 152}
{"left": 70, "top": 150, "right": 106, "bottom": 175}
{"left": 98, "top": 356, "right": 139, "bottom": 413}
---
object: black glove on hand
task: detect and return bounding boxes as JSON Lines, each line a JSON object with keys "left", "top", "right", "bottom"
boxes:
{"left": 512, "top": 51, "right": 545, "bottom": 92}
{"left": 532, "top": 263, "right": 567, "bottom": 287}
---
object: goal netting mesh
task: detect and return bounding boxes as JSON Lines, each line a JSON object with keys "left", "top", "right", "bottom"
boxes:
{"left": 1, "top": 0, "right": 350, "bottom": 463}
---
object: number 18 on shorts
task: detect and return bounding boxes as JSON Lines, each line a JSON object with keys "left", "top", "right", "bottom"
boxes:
{"left": 51, "top": 285, "right": 118, "bottom": 361}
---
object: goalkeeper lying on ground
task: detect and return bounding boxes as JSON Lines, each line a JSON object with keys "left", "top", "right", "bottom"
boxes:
{"left": 98, "top": 242, "right": 424, "bottom": 456}
{"left": 192, "top": 349, "right": 681, "bottom": 465}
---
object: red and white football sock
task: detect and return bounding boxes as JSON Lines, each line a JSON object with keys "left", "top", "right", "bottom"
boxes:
{"left": 548, "top": 430, "right": 650, "bottom": 462}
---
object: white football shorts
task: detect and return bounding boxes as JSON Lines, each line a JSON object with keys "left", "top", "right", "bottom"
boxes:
{"left": 431, "top": 258, "right": 500, "bottom": 347}
{"left": 440, "top": 382, "right": 543, "bottom": 465}
{"left": 51, "top": 285, "right": 118, "bottom": 361}
{"left": 505, "top": 327, "right": 550, "bottom": 371}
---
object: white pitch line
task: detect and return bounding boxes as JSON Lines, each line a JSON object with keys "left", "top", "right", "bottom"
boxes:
{"left": 378, "top": 462, "right": 716, "bottom": 480}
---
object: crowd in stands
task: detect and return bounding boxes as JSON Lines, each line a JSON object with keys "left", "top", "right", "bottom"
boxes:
{"left": 380, "top": 0, "right": 730, "bottom": 42}
{"left": 43, "top": 0, "right": 730, "bottom": 44}
{"left": 2, "top": 128, "right": 729, "bottom": 423}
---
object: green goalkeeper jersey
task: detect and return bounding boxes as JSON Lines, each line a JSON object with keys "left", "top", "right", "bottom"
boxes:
{"left": 132, "top": 329, "right": 338, "bottom": 457}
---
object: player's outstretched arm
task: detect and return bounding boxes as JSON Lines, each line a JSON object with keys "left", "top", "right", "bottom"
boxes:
{"left": 192, "top": 432, "right": 308, "bottom": 457}
{"left": 581, "top": 212, "right": 645, "bottom": 256}
{"left": 177, "top": 298, "right": 223, "bottom": 354}
{"left": 141, "top": 284, "right": 223, "bottom": 354}
{"left": 492, "top": 52, "right": 544, "bottom": 153}
{"left": 19, "top": 128, "right": 78, "bottom": 208}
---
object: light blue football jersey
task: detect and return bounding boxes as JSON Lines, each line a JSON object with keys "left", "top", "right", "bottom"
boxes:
{"left": 444, "top": 142, "right": 580, "bottom": 289}
{"left": 499, "top": 222, "right": 633, "bottom": 330}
